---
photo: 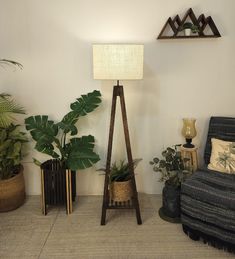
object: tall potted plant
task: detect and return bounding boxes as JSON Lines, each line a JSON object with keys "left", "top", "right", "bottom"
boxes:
{"left": 150, "top": 145, "right": 192, "bottom": 222}
{"left": 0, "top": 60, "right": 27, "bottom": 212}
{"left": 0, "top": 95, "right": 27, "bottom": 212}
{"left": 25, "top": 90, "right": 102, "bottom": 207}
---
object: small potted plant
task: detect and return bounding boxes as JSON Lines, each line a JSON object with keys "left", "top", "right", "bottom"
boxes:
{"left": 99, "top": 159, "right": 142, "bottom": 202}
{"left": 150, "top": 145, "right": 192, "bottom": 222}
{"left": 0, "top": 95, "right": 27, "bottom": 212}
{"left": 180, "top": 22, "right": 199, "bottom": 36}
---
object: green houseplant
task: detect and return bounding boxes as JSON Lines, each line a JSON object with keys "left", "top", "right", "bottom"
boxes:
{"left": 150, "top": 145, "right": 192, "bottom": 221}
{"left": 99, "top": 159, "right": 142, "bottom": 202}
{"left": 25, "top": 90, "right": 102, "bottom": 170}
{"left": 25, "top": 90, "right": 102, "bottom": 208}
{"left": 0, "top": 93, "right": 25, "bottom": 128}
{"left": 180, "top": 22, "right": 199, "bottom": 36}
{"left": 0, "top": 124, "right": 27, "bottom": 180}
{"left": 0, "top": 98, "right": 27, "bottom": 212}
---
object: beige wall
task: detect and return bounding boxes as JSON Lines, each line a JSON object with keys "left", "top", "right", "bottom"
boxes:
{"left": 1, "top": 0, "right": 235, "bottom": 195}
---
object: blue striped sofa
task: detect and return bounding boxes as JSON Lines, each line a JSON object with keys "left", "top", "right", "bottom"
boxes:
{"left": 181, "top": 117, "right": 235, "bottom": 253}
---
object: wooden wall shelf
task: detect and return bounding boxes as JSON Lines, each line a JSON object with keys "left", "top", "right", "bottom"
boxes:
{"left": 157, "top": 8, "right": 221, "bottom": 40}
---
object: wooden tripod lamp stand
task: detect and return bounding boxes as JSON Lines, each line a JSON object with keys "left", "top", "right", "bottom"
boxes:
{"left": 93, "top": 44, "right": 144, "bottom": 225}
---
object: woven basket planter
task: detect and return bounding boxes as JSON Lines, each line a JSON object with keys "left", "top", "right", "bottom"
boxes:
{"left": 110, "top": 180, "right": 133, "bottom": 202}
{"left": 0, "top": 167, "right": 25, "bottom": 212}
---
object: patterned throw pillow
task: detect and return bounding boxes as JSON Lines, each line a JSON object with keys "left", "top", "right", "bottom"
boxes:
{"left": 208, "top": 138, "right": 235, "bottom": 174}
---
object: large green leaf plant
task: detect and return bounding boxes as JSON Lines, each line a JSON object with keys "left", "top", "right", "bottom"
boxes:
{"left": 25, "top": 90, "right": 102, "bottom": 171}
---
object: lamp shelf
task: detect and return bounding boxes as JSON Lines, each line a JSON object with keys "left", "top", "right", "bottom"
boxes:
{"left": 157, "top": 8, "right": 221, "bottom": 40}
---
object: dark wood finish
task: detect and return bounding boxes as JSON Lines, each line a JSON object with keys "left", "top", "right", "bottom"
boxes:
{"left": 157, "top": 8, "right": 221, "bottom": 39}
{"left": 101, "top": 83, "right": 142, "bottom": 225}
{"left": 40, "top": 160, "right": 74, "bottom": 215}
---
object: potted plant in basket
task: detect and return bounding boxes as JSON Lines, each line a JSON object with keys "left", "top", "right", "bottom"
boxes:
{"left": 25, "top": 90, "right": 102, "bottom": 207}
{"left": 99, "top": 159, "right": 142, "bottom": 202}
{"left": 150, "top": 145, "right": 192, "bottom": 222}
{"left": 0, "top": 95, "right": 27, "bottom": 212}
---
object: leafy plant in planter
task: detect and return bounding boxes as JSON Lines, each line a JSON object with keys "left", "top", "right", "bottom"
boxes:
{"left": 99, "top": 159, "right": 142, "bottom": 202}
{"left": 25, "top": 90, "right": 102, "bottom": 210}
{"left": 150, "top": 145, "right": 192, "bottom": 221}
{"left": 179, "top": 22, "right": 199, "bottom": 36}
{"left": 0, "top": 101, "right": 27, "bottom": 212}
{"left": 25, "top": 90, "right": 102, "bottom": 170}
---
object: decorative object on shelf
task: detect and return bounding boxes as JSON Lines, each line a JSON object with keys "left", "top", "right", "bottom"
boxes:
{"left": 25, "top": 90, "right": 102, "bottom": 214}
{"left": 179, "top": 22, "right": 199, "bottom": 36}
{"left": 180, "top": 145, "right": 198, "bottom": 172}
{"left": 93, "top": 44, "right": 144, "bottom": 225}
{"left": 157, "top": 8, "right": 221, "bottom": 39}
{"left": 150, "top": 145, "right": 192, "bottom": 223}
{"left": 182, "top": 118, "right": 197, "bottom": 148}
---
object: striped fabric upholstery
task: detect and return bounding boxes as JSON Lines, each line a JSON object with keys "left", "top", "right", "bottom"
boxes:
{"left": 181, "top": 117, "right": 235, "bottom": 253}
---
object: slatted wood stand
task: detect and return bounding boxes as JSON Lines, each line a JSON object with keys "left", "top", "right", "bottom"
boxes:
{"left": 41, "top": 160, "right": 74, "bottom": 215}
{"left": 101, "top": 82, "right": 142, "bottom": 225}
{"left": 180, "top": 146, "right": 198, "bottom": 172}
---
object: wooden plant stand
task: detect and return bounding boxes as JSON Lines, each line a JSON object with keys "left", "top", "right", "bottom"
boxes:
{"left": 101, "top": 82, "right": 142, "bottom": 225}
{"left": 40, "top": 160, "right": 75, "bottom": 215}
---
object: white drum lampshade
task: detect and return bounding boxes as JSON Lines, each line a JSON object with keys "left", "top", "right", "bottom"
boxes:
{"left": 93, "top": 44, "right": 144, "bottom": 80}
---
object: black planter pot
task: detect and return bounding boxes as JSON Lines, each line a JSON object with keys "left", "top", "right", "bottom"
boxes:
{"left": 41, "top": 160, "right": 76, "bottom": 208}
{"left": 159, "top": 182, "right": 181, "bottom": 223}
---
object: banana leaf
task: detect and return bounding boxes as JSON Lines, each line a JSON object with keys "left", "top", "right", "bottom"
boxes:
{"left": 25, "top": 115, "right": 60, "bottom": 158}
{"left": 58, "top": 90, "right": 102, "bottom": 135}
{"left": 65, "top": 135, "right": 100, "bottom": 170}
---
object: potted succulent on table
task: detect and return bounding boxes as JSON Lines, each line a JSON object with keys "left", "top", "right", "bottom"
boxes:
{"left": 99, "top": 159, "right": 142, "bottom": 202}
{"left": 0, "top": 94, "right": 27, "bottom": 212}
{"left": 25, "top": 90, "right": 102, "bottom": 208}
{"left": 150, "top": 145, "right": 192, "bottom": 222}
{"left": 179, "top": 22, "right": 199, "bottom": 36}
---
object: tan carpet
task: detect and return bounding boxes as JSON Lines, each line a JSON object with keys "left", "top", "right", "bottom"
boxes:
{"left": 0, "top": 195, "right": 234, "bottom": 259}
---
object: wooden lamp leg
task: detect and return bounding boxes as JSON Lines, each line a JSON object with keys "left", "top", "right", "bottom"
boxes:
{"left": 101, "top": 83, "right": 142, "bottom": 225}
{"left": 119, "top": 86, "right": 142, "bottom": 225}
{"left": 101, "top": 85, "right": 118, "bottom": 225}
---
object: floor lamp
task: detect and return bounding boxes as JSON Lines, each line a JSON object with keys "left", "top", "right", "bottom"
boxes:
{"left": 93, "top": 44, "right": 144, "bottom": 225}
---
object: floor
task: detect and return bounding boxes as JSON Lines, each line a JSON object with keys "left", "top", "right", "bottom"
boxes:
{"left": 0, "top": 195, "right": 234, "bottom": 259}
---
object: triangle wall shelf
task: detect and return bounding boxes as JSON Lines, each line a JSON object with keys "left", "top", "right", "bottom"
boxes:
{"left": 157, "top": 8, "right": 221, "bottom": 39}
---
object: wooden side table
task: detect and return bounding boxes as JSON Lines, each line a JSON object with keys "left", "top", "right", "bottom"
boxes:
{"left": 180, "top": 146, "right": 198, "bottom": 172}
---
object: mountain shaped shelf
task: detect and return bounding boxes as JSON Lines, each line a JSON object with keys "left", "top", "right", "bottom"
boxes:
{"left": 157, "top": 8, "right": 221, "bottom": 39}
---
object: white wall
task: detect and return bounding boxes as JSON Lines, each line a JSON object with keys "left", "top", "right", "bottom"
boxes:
{"left": 1, "top": 0, "right": 235, "bottom": 195}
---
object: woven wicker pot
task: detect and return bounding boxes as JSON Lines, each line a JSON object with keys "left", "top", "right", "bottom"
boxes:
{"left": 110, "top": 180, "right": 133, "bottom": 202}
{"left": 0, "top": 167, "right": 25, "bottom": 212}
